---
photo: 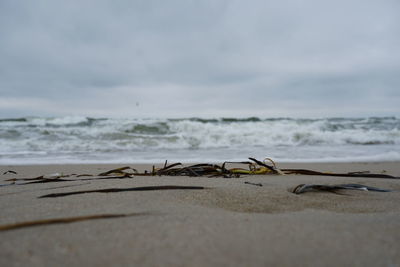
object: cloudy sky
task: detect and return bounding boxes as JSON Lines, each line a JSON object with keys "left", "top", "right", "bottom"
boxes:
{"left": 1, "top": 0, "right": 399, "bottom": 118}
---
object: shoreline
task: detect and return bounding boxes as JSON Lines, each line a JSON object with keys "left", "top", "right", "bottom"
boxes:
{"left": 2, "top": 157, "right": 400, "bottom": 166}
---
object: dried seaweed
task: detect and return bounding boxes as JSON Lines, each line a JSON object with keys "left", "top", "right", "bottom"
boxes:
{"left": 152, "top": 158, "right": 399, "bottom": 179}
{"left": 3, "top": 170, "right": 17, "bottom": 175}
{"left": 0, "top": 213, "right": 148, "bottom": 231}
{"left": 151, "top": 158, "right": 283, "bottom": 177}
{"left": 155, "top": 163, "right": 224, "bottom": 177}
{"left": 5, "top": 174, "right": 70, "bottom": 183}
{"left": 282, "top": 169, "right": 399, "bottom": 179}
{"left": 220, "top": 159, "right": 279, "bottom": 176}
{"left": 3, "top": 174, "right": 135, "bottom": 186}
{"left": 2, "top": 158, "right": 399, "bottom": 187}
{"left": 39, "top": 185, "right": 206, "bottom": 198}
{"left": 244, "top": 181, "right": 263, "bottom": 187}
{"left": 98, "top": 166, "right": 137, "bottom": 176}
{"left": 293, "top": 183, "right": 392, "bottom": 194}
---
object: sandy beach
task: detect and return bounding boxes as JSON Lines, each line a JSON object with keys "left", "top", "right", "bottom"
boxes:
{"left": 1, "top": 161, "right": 400, "bottom": 266}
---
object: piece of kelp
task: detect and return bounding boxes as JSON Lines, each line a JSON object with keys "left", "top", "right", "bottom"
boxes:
{"left": 39, "top": 185, "right": 206, "bottom": 198}
{"left": 5, "top": 165, "right": 149, "bottom": 186}
{"left": 5, "top": 174, "right": 71, "bottom": 184}
{"left": 0, "top": 213, "right": 147, "bottom": 232}
{"left": 217, "top": 158, "right": 283, "bottom": 176}
{"left": 2, "top": 157, "right": 398, "bottom": 184}
{"left": 292, "top": 183, "right": 392, "bottom": 194}
{"left": 0, "top": 182, "right": 92, "bottom": 197}
{"left": 147, "top": 158, "right": 400, "bottom": 179}
{"left": 156, "top": 163, "right": 226, "bottom": 177}
{"left": 244, "top": 181, "right": 263, "bottom": 187}
{"left": 281, "top": 169, "right": 399, "bottom": 179}
{"left": 152, "top": 158, "right": 283, "bottom": 177}
{"left": 98, "top": 166, "right": 138, "bottom": 176}
{"left": 3, "top": 174, "right": 136, "bottom": 186}
{"left": 3, "top": 170, "right": 17, "bottom": 175}
{"left": 235, "top": 157, "right": 400, "bottom": 179}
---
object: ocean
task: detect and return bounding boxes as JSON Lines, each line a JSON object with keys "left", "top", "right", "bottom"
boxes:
{"left": 0, "top": 116, "right": 399, "bottom": 165}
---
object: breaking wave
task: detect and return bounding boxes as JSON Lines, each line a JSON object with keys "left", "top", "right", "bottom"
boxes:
{"left": 0, "top": 116, "right": 399, "bottom": 164}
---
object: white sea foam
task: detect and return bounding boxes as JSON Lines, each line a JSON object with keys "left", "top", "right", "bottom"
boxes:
{"left": 0, "top": 116, "right": 399, "bottom": 164}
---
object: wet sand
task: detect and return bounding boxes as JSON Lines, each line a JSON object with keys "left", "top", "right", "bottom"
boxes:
{"left": 1, "top": 162, "right": 400, "bottom": 266}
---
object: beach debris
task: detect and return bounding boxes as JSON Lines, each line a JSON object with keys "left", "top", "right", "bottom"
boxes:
{"left": 39, "top": 185, "right": 206, "bottom": 198}
{"left": 3, "top": 173, "right": 136, "bottom": 186}
{"left": 98, "top": 166, "right": 137, "bottom": 177}
{"left": 2, "top": 170, "right": 17, "bottom": 175}
{"left": 150, "top": 158, "right": 399, "bottom": 179}
{"left": 1, "top": 158, "right": 399, "bottom": 187}
{"left": 5, "top": 175, "right": 70, "bottom": 185}
{"left": 292, "top": 183, "right": 392, "bottom": 195}
{"left": 149, "top": 158, "right": 284, "bottom": 177}
{"left": 348, "top": 171, "right": 370, "bottom": 175}
{"left": 244, "top": 181, "right": 263, "bottom": 187}
{"left": 155, "top": 163, "right": 219, "bottom": 176}
{"left": 0, "top": 182, "right": 92, "bottom": 197}
{"left": 281, "top": 168, "right": 399, "bottom": 179}
{"left": 0, "top": 213, "right": 148, "bottom": 232}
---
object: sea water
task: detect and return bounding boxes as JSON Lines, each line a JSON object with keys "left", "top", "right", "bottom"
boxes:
{"left": 0, "top": 116, "right": 399, "bottom": 164}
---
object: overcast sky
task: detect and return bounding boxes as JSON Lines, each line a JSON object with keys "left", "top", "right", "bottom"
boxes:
{"left": 1, "top": 0, "right": 399, "bottom": 118}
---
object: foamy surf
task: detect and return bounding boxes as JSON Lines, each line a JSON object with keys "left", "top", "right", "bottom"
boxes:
{"left": 0, "top": 116, "right": 399, "bottom": 164}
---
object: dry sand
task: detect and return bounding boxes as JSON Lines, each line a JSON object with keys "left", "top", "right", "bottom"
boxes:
{"left": 1, "top": 161, "right": 400, "bottom": 267}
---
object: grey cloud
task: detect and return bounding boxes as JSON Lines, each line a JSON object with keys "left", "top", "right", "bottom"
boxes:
{"left": 0, "top": 0, "right": 399, "bottom": 117}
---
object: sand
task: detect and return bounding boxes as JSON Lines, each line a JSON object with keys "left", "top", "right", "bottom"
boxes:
{"left": 1, "top": 161, "right": 400, "bottom": 266}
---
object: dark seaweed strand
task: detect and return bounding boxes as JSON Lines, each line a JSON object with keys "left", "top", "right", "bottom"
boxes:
{"left": 39, "top": 185, "right": 206, "bottom": 198}
{"left": 0, "top": 213, "right": 148, "bottom": 231}
{"left": 292, "top": 184, "right": 345, "bottom": 194}
{"left": 98, "top": 166, "right": 135, "bottom": 176}
{"left": 244, "top": 181, "right": 263, "bottom": 187}
{"left": 283, "top": 169, "right": 400, "bottom": 179}
{"left": 156, "top": 162, "right": 183, "bottom": 175}
{"left": 3, "top": 170, "right": 17, "bottom": 175}
{"left": 173, "top": 164, "right": 222, "bottom": 177}
{"left": 248, "top": 158, "right": 276, "bottom": 172}
{"left": 292, "top": 183, "right": 392, "bottom": 194}
{"left": 335, "top": 184, "right": 392, "bottom": 192}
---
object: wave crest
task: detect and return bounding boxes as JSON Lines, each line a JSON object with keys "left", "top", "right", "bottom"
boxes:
{"left": 0, "top": 116, "right": 399, "bottom": 163}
